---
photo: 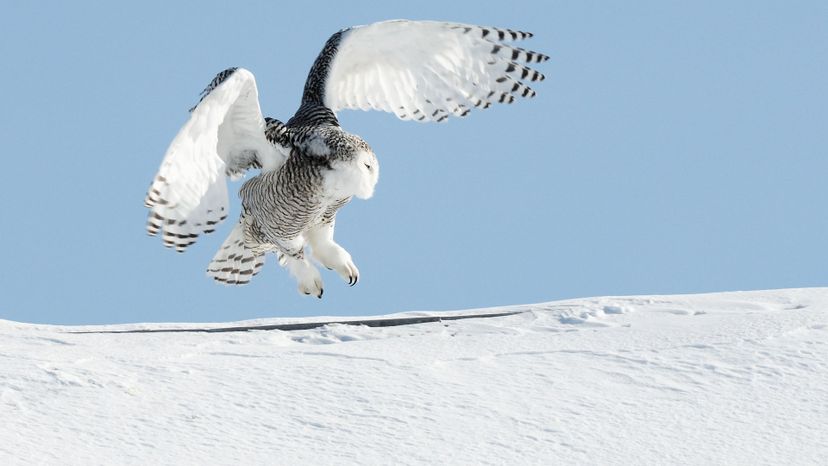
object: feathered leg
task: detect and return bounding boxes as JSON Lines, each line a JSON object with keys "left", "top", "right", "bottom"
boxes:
{"left": 277, "top": 236, "right": 324, "bottom": 298}
{"left": 306, "top": 219, "right": 359, "bottom": 286}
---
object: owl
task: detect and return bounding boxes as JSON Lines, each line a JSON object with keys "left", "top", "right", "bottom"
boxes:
{"left": 145, "top": 20, "right": 547, "bottom": 297}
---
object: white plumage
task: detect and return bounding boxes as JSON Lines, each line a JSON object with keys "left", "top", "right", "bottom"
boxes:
{"left": 145, "top": 20, "right": 547, "bottom": 296}
{"left": 145, "top": 69, "right": 288, "bottom": 251}
{"left": 324, "top": 21, "right": 544, "bottom": 121}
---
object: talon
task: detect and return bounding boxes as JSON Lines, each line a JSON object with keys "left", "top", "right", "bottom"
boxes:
{"left": 318, "top": 288, "right": 324, "bottom": 298}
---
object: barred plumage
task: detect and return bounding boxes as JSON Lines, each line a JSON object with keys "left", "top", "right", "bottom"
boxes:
{"left": 146, "top": 19, "right": 547, "bottom": 297}
{"left": 301, "top": 31, "right": 345, "bottom": 106}
{"left": 188, "top": 67, "right": 238, "bottom": 113}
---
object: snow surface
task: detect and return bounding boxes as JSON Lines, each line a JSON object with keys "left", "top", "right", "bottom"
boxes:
{"left": 2, "top": 288, "right": 827, "bottom": 465}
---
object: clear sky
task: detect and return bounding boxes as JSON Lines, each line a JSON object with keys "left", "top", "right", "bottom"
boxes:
{"left": 1, "top": 1, "right": 825, "bottom": 325}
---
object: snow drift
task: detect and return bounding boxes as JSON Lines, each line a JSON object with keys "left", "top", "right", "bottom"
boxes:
{"left": 1, "top": 288, "right": 827, "bottom": 464}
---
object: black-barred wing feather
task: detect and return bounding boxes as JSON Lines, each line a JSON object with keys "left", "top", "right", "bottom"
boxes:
{"left": 145, "top": 68, "right": 289, "bottom": 252}
{"left": 303, "top": 20, "right": 548, "bottom": 122}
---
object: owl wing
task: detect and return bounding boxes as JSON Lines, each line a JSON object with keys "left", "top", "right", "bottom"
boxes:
{"left": 145, "top": 68, "right": 290, "bottom": 252}
{"left": 301, "top": 20, "right": 548, "bottom": 122}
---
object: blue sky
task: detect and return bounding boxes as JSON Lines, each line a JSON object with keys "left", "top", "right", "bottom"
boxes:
{"left": 1, "top": 1, "right": 825, "bottom": 324}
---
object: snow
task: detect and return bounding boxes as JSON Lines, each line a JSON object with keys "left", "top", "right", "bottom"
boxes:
{"left": 2, "top": 288, "right": 827, "bottom": 465}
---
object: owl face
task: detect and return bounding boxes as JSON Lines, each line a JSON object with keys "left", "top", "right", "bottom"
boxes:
{"left": 324, "top": 149, "right": 379, "bottom": 200}
{"left": 354, "top": 149, "right": 379, "bottom": 199}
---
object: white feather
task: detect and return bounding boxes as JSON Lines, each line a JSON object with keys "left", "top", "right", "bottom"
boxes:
{"left": 206, "top": 221, "right": 265, "bottom": 285}
{"left": 145, "top": 68, "right": 288, "bottom": 251}
{"left": 322, "top": 20, "right": 547, "bottom": 122}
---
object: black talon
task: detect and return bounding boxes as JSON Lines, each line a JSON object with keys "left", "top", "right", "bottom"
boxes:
{"left": 318, "top": 288, "right": 324, "bottom": 298}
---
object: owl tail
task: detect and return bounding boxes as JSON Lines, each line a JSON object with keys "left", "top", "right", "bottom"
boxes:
{"left": 206, "top": 222, "right": 264, "bottom": 285}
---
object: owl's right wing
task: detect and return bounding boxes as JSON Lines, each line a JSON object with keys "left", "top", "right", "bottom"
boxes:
{"left": 301, "top": 20, "right": 549, "bottom": 122}
{"left": 144, "top": 68, "right": 289, "bottom": 252}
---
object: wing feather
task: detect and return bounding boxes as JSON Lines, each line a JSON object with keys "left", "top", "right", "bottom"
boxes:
{"left": 309, "top": 20, "right": 548, "bottom": 123}
{"left": 145, "top": 68, "right": 288, "bottom": 252}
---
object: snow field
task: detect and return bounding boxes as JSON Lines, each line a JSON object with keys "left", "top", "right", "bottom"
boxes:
{"left": 1, "top": 288, "right": 826, "bottom": 465}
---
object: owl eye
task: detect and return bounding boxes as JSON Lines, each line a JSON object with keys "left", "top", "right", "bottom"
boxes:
{"left": 363, "top": 162, "right": 372, "bottom": 170}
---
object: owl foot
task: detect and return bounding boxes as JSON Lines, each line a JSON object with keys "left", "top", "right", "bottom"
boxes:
{"left": 299, "top": 277, "right": 324, "bottom": 298}
{"left": 285, "top": 257, "right": 324, "bottom": 298}
{"left": 312, "top": 244, "right": 359, "bottom": 286}
{"left": 336, "top": 259, "right": 360, "bottom": 286}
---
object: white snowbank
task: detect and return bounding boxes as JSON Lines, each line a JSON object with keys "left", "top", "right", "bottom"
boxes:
{"left": 1, "top": 288, "right": 827, "bottom": 465}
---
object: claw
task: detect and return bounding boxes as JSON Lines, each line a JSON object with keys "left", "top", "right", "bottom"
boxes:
{"left": 318, "top": 288, "right": 324, "bottom": 298}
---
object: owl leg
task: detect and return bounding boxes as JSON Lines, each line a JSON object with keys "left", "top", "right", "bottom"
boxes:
{"left": 277, "top": 237, "right": 324, "bottom": 298}
{"left": 306, "top": 221, "right": 360, "bottom": 286}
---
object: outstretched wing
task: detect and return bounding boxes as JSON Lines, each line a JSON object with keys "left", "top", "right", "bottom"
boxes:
{"left": 301, "top": 20, "right": 548, "bottom": 122}
{"left": 145, "top": 68, "right": 289, "bottom": 252}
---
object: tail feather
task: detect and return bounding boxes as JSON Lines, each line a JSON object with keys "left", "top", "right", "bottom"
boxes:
{"left": 206, "top": 222, "right": 264, "bottom": 285}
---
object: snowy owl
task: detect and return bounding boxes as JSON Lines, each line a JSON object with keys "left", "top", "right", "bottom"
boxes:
{"left": 145, "top": 20, "right": 548, "bottom": 297}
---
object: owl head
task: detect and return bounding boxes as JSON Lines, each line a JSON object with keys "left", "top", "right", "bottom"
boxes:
{"left": 323, "top": 133, "right": 380, "bottom": 200}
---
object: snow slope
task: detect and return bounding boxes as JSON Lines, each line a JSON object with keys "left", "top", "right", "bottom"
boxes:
{"left": 2, "top": 289, "right": 827, "bottom": 465}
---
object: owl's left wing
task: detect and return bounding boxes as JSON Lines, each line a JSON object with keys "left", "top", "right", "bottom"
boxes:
{"left": 301, "top": 20, "right": 548, "bottom": 122}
